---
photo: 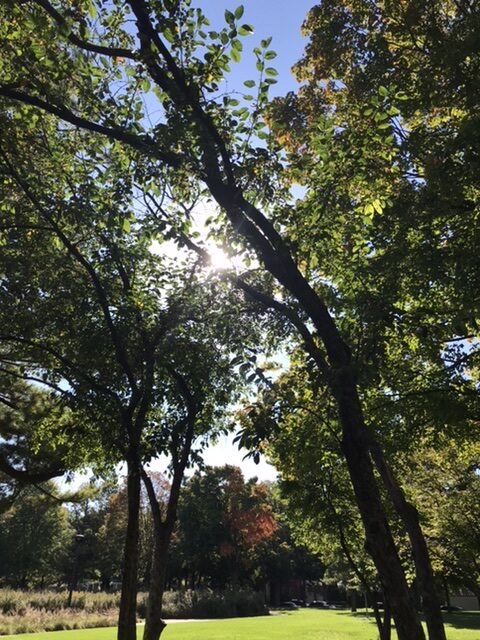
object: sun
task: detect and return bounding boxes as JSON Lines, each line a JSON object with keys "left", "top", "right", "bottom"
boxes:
{"left": 208, "top": 245, "right": 231, "bottom": 270}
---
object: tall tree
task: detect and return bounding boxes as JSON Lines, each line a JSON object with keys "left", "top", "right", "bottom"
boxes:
{"left": 0, "top": 103, "right": 262, "bottom": 640}
{"left": 2, "top": 2, "right": 476, "bottom": 637}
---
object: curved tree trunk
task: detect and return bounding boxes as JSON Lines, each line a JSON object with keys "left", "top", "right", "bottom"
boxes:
{"left": 117, "top": 457, "right": 141, "bottom": 640}
{"left": 333, "top": 371, "right": 425, "bottom": 640}
{"left": 370, "top": 443, "right": 447, "bottom": 640}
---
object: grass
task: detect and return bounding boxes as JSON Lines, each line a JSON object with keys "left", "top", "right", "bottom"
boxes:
{"left": 0, "top": 609, "right": 479, "bottom": 640}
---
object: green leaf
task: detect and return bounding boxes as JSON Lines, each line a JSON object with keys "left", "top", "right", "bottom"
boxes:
{"left": 265, "top": 50, "right": 277, "bottom": 60}
{"left": 265, "top": 67, "right": 278, "bottom": 77}
{"left": 230, "top": 48, "right": 241, "bottom": 63}
{"left": 234, "top": 5, "right": 244, "bottom": 19}
{"left": 86, "top": 1, "right": 97, "bottom": 19}
{"left": 244, "top": 79, "right": 255, "bottom": 88}
{"left": 123, "top": 219, "right": 131, "bottom": 233}
{"left": 238, "top": 24, "right": 254, "bottom": 36}
{"left": 224, "top": 9, "right": 235, "bottom": 24}
{"left": 164, "top": 27, "right": 175, "bottom": 43}
{"left": 378, "top": 85, "right": 389, "bottom": 96}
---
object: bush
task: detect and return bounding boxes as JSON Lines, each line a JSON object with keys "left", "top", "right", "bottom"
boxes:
{"left": 0, "top": 590, "right": 121, "bottom": 636}
{"left": 160, "top": 589, "right": 268, "bottom": 619}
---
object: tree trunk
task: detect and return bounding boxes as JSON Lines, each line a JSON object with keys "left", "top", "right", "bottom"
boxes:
{"left": 142, "top": 528, "right": 169, "bottom": 640}
{"left": 117, "top": 459, "right": 141, "bottom": 640}
{"left": 442, "top": 575, "right": 451, "bottom": 608}
{"left": 333, "top": 503, "right": 387, "bottom": 640}
{"left": 334, "top": 372, "right": 425, "bottom": 640}
{"left": 370, "top": 444, "right": 447, "bottom": 640}
{"left": 350, "top": 590, "right": 357, "bottom": 612}
{"left": 382, "top": 593, "right": 392, "bottom": 640}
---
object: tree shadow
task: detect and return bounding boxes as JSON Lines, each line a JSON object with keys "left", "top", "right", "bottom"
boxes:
{"left": 442, "top": 612, "right": 480, "bottom": 631}
{"left": 328, "top": 610, "right": 480, "bottom": 634}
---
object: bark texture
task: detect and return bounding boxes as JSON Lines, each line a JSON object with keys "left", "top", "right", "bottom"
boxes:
{"left": 371, "top": 443, "right": 447, "bottom": 640}
{"left": 336, "top": 378, "right": 425, "bottom": 640}
{"left": 117, "top": 459, "right": 141, "bottom": 640}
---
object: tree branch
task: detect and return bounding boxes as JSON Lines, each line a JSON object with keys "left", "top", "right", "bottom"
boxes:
{"left": 0, "top": 86, "right": 180, "bottom": 166}
{"left": 31, "top": 0, "right": 137, "bottom": 59}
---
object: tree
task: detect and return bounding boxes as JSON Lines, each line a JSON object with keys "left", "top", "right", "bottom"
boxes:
{"left": 0, "top": 484, "right": 72, "bottom": 588}
{"left": 238, "top": 363, "right": 394, "bottom": 639}
{"left": 0, "top": 374, "right": 92, "bottom": 513}
{"left": 2, "top": 2, "right": 476, "bottom": 637}
{"left": 264, "top": 3, "right": 480, "bottom": 637}
{"left": 404, "top": 439, "right": 480, "bottom": 606}
{"left": 174, "top": 466, "right": 277, "bottom": 591}
{"left": 0, "top": 100, "right": 264, "bottom": 640}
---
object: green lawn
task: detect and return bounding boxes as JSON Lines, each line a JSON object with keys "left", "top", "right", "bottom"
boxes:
{"left": 1, "top": 609, "right": 479, "bottom": 640}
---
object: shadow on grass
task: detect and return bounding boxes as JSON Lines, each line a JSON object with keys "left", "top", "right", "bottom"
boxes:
{"left": 351, "top": 610, "right": 480, "bottom": 633}
{"left": 442, "top": 612, "right": 480, "bottom": 630}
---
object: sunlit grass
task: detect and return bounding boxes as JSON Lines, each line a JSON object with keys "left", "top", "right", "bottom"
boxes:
{"left": 1, "top": 609, "right": 479, "bottom": 640}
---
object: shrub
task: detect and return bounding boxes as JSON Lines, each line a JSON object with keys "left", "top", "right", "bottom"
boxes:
{"left": 160, "top": 589, "right": 267, "bottom": 619}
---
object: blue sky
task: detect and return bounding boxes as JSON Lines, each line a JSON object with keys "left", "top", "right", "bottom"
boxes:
{"left": 191, "top": 0, "right": 315, "bottom": 95}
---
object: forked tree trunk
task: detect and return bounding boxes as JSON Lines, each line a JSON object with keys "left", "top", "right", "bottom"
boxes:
{"left": 370, "top": 443, "right": 447, "bottom": 640}
{"left": 333, "top": 372, "right": 426, "bottom": 640}
{"left": 118, "top": 457, "right": 141, "bottom": 640}
{"left": 141, "top": 406, "right": 196, "bottom": 640}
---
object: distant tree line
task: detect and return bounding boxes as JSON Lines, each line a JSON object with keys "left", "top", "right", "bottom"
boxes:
{"left": 0, "top": 466, "right": 324, "bottom": 603}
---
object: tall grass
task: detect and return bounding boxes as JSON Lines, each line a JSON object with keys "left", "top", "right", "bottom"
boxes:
{"left": 0, "top": 588, "right": 267, "bottom": 635}
{"left": 0, "top": 590, "right": 121, "bottom": 615}
{"left": 0, "top": 590, "right": 125, "bottom": 635}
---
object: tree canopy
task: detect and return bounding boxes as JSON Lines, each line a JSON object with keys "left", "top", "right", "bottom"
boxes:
{"left": 0, "top": 2, "right": 478, "bottom": 640}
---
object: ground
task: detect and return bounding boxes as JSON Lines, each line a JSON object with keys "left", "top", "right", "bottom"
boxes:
{"left": 1, "top": 609, "right": 479, "bottom": 640}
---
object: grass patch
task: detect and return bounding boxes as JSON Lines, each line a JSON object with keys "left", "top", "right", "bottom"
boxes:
{"left": 0, "top": 609, "right": 478, "bottom": 640}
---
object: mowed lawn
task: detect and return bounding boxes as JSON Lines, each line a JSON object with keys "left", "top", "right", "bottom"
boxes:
{"left": 2, "top": 609, "right": 479, "bottom": 640}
